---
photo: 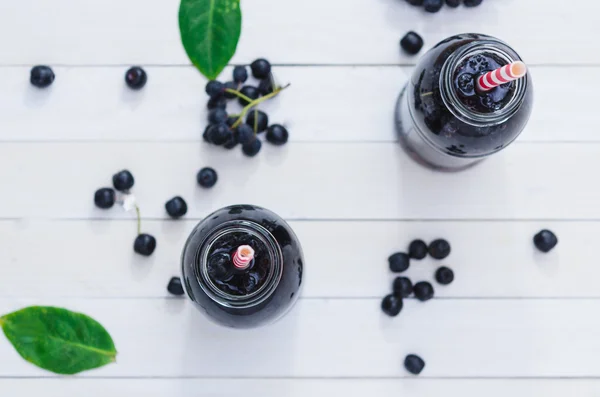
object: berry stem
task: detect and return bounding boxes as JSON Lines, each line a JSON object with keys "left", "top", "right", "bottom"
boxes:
{"left": 224, "top": 89, "right": 253, "bottom": 104}
{"left": 231, "top": 84, "right": 290, "bottom": 129}
{"left": 253, "top": 109, "right": 258, "bottom": 134}
{"left": 134, "top": 204, "right": 141, "bottom": 235}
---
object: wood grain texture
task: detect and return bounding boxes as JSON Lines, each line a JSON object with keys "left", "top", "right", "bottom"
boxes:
{"left": 0, "top": 220, "right": 586, "bottom": 298}
{"left": 0, "top": 298, "right": 598, "bottom": 377}
{"left": 0, "top": 65, "right": 591, "bottom": 143}
{"left": 0, "top": 0, "right": 596, "bottom": 65}
{"left": 1, "top": 379, "right": 599, "bottom": 397}
{"left": 0, "top": 142, "right": 596, "bottom": 220}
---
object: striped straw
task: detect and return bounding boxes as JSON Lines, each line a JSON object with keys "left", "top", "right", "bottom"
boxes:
{"left": 232, "top": 245, "right": 255, "bottom": 269}
{"left": 476, "top": 61, "right": 527, "bottom": 92}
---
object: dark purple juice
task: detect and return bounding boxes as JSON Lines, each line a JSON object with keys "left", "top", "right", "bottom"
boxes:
{"left": 181, "top": 205, "right": 303, "bottom": 328}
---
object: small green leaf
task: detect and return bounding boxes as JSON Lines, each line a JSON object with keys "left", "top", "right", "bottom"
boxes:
{"left": 179, "top": 0, "right": 242, "bottom": 80}
{"left": 0, "top": 306, "right": 117, "bottom": 375}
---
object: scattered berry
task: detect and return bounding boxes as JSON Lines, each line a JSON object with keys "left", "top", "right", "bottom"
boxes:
{"left": 206, "top": 123, "right": 231, "bottom": 145}
{"left": 250, "top": 58, "right": 272, "bottom": 79}
{"left": 246, "top": 110, "right": 269, "bottom": 133}
{"left": 134, "top": 233, "right": 156, "bottom": 256}
{"left": 445, "top": 0, "right": 461, "bottom": 7}
{"left": 428, "top": 239, "right": 451, "bottom": 259}
{"left": 30, "top": 65, "right": 55, "bottom": 88}
{"left": 165, "top": 196, "right": 188, "bottom": 219}
{"left": 413, "top": 281, "right": 434, "bottom": 301}
{"left": 381, "top": 294, "right": 403, "bottom": 317}
{"left": 235, "top": 124, "right": 255, "bottom": 144}
{"left": 404, "top": 354, "right": 425, "bottom": 375}
{"left": 266, "top": 124, "right": 289, "bottom": 145}
{"left": 197, "top": 167, "right": 218, "bottom": 188}
{"left": 435, "top": 266, "right": 454, "bottom": 285}
{"left": 258, "top": 78, "right": 274, "bottom": 96}
{"left": 94, "top": 188, "right": 116, "bottom": 209}
{"left": 388, "top": 252, "right": 410, "bottom": 273}
{"left": 233, "top": 66, "right": 248, "bottom": 83}
{"left": 239, "top": 86, "right": 260, "bottom": 106}
{"left": 112, "top": 170, "right": 135, "bottom": 192}
{"left": 464, "top": 0, "right": 483, "bottom": 6}
{"left": 223, "top": 81, "right": 237, "bottom": 99}
{"left": 242, "top": 139, "right": 262, "bottom": 157}
{"left": 393, "top": 277, "right": 413, "bottom": 298}
{"left": 208, "top": 108, "right": 228, "bottom": 124}
{"left": 205, "top": 80, "right": 224, "bottom": 98}
{"left": 533, "top": 229, "right": 558, "bottom": 253}
{"left": 424, "top": 0, "right": 443, "bottom": 12}
{"left": 167, "top": 277, "right": 185, "bottom": 296}
{"left": 207, "top": 96, "right": 227, "bottom": 110}
{"left": 124, "top": 66, "right": 147, "bottom": 90}
{"left": 408, "top": 239, "right": 428, "bottom": 259}
{"left": 400, "top": 32, "right": 424, "bottom": 55}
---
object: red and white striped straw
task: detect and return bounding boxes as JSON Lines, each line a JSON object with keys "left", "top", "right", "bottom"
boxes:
{"left": 476, "top": 61, "right": 527, "bottom": 92}
{"left": 232, "top": 245, "right": 255, "bottom": 269}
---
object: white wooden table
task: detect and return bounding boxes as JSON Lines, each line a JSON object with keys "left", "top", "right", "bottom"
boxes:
{"left": 0, "top": 0, "right": 599, "bottom": 395}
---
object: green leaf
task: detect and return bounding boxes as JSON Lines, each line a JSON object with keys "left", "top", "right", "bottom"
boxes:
{"left": 179, "top": 0, "right": 242, "bottom": 80}
{"left": 0, "top": 306, "right": 117, "bottom": 375}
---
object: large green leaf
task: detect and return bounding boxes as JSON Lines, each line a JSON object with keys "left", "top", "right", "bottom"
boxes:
{"left": 0, "top": 306, "right": 117, "bottom": 375}
{"left": 179, "top": 0, "right": 242, "bottom": 80}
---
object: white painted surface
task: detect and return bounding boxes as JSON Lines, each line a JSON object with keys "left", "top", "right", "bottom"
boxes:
{"left": 1, "top": 0, "right": 599, "bottom": 395}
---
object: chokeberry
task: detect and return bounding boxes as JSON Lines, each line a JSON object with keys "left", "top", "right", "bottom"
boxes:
{"left": 393, "top": 276, "right": 413, "bottom": 298}
{"left": 445, "top": 0, "right": 461, "bottom": 7}
{"left": 205, "top": 80, "right": 224, "bottom": 98}
{"left": 207, "top": 96, "right": 227, "bottom": 110}
{"left": 423, "top": 0, "right": 443, "bottom": 12}
{"left": 223, "top": 137, "right": 238, "bottom": 149}
{"left": 165, "top": 196, "right": 188, "bottom": 219}
{"left": 381, "top": 294, "right": 403, "bottom": 317}
{"left": 167, "top": 277, "right": 185, "bottom": 296}
{"left": 242, "top": 139, "right": 262, "bottom": 157}
{"left": 258, "top": 78, "right": 274, "bottom": 96}
{"left": 30, "top": 65, "right": 55, "bottom": 88}
{"left": 400, "top": 32, "right": 424, "bottom": 55}
{"left": 250, "top": 58, "right": 271, "bottom": 79}
{"left": 134, "top": 234, "right": 156, "bottom": 256}
{"left": 203, "top": 125, "right": 212, "bottom": 142}
{"left": 464, "top": 0, "right": 483, "bottom": 6}
{"left": 388, "top": 252, "right": 410, "bottom": 273}
{"left": 413, "top": 281, "right": 434, "bottom": 301}
{"left": 266, "top": 124, "right": 289, "bottom": 145}
{"left": 239, "top": 86, "right": 259, "bottom": 106}
{"left": 223, "top": 81, "right": 238, "bottom": 99}
{"left": 236, "top": 124, "right": 255, "bottom": 144}
{"left": 94, "top": 187, "right": 116, "bottom": 209}
{"left": 435, "top": 266, "right": 454, "bottom": 285}
{"left": 428, "top": 239, "right": 451, "bottom": 259}
{"left": 206, "top": 123, "right": 231, "bottom": 145}
{"left": 208, "top": 108, "right": 228, "bottom": 124}
{"left": 197, "top": 167, "right": 218, "bottom": 188}
{"left": 233, "top": 65, "right": 248, "bottom": 83}
{"left": 404, "top": 354, "right": 425, "bottom": 375}
{"left": 112, "top": 170, "right": 135, "bottom": 192}
{"left": 408, "top": 239, "right": 427, "bottom": 259}
{"left": 246, "top": 110, "right": 269, "bottom": 132}
{"left": 533, "top": 230, "right": 558, "bottom": 253}
{"left": 226, "top": 116, "right": 238, "bottom": 127}
{"left": 124, "top": 66, "right": 147, "bottom": 90}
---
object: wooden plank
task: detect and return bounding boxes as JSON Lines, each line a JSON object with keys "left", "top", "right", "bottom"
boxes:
{"left": 0, "top": 65, "right": 590, "bottom": 143}
{"left": 0, "top": 142, "right": 597, "bottom": 220}
{"left": 0, "top": 298, "right": 598, "bottom": 377}
{"left": 0, "top": 0, "right": 596, "bottom": 65}
{"left": 0, "top": 220, "right": 587, "bottom": 298}
{"left": 1, "top": 379, "right": 599, "bottom": 397}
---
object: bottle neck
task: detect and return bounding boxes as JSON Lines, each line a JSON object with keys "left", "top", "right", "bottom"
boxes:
{"left": 440, "top": 39, "right": 528, "bottom": 127}
{"left": 195, "top": 220, "right": 283, "bottom": 309}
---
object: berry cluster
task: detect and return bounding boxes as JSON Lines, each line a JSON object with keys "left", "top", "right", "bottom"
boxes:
{"left": 405, "top": 0, "right": 483, "bottom": 13}
{"left": 381, "top": 238, "right": 455, "bottom": 376}
{"left": 93, "top": 167, "right": 219, "bottom": 260}
{"left": 203, "top": 58, "right": 290, "bottom": 156}
{"left": 29, "top": 65, "right": 148, "bottom": 90}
